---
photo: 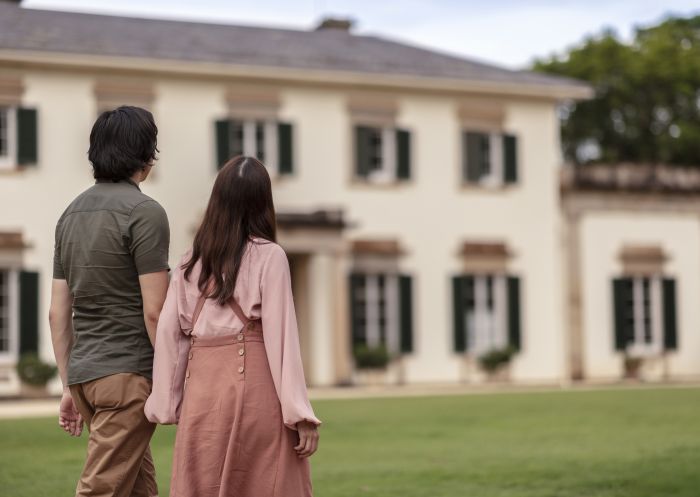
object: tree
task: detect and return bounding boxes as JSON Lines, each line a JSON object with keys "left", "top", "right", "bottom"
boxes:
{"left": 533, "top": 16, "right": 700, "bottom": 166}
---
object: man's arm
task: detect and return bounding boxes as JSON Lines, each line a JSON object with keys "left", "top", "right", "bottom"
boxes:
{"left": 49, "top": 279, "right": 73, "bottom": 389}
{"left": 139, "top": 271, "right": 169, "bottom": 346}
{"left": 49, "top": 278, "right": 82, "bottom": 437}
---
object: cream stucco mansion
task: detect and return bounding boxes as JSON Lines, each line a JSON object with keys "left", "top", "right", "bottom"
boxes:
{"left": 1, "top": 1, "right": 698, "bottom": 396}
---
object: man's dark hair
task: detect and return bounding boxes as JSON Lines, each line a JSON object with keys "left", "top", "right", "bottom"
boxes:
{"left": 88, "top": 106, "right": 158, "bottom": 181}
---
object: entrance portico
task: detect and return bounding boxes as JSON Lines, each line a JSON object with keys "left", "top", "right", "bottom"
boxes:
{"left": 277, "top": 209, "right": 352, "bottom": 387}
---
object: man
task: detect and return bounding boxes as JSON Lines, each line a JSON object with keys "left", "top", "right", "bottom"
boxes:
{"left": 49, "top": 106, "right": 170, "bottom": 497}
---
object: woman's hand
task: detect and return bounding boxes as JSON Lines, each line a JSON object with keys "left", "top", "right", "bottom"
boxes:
{"left": 294, "top": 420, "right": 319, "bottom": 458}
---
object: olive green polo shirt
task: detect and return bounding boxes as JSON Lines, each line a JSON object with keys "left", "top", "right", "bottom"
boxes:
{"left": 53, "top": 179, "right": 170, "bottom": 385}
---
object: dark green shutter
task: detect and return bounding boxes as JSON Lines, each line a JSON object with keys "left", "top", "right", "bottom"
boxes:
{"left": 612, "top": 278, "right": 633, "bottom": 351}
{"left": 662, "top": 278, "right": 678, "bottom": 350}
{"left": 19, "top": 271, "right": 39, "bottom": 355}
{"left": 503, "top": 134, "right": 518, "bottom": 184}
{"left": 355, "top": 126, "right": 372, "bottom": 178}
{"left": 452, "top": 276, "right": 467, "bottom": 352}
{"left": 277, "top": 122, "right": 293, "bottom": 175}
{"left": 215, "top": 119, "right": 231, "bottom": 170}
{"left": 17, "top": 107, "right": 38, "bottom": 166}
{"left": 464, "top": 132, "right": 488, "bottom": 183}
{"left": 396, "top": 129, "right": 411, "bottom": 180}
{"left": 399, "top": 275, "right": 413, "bottom": 353}
{"left": 349, "top": 273, "right": 365, "bottom": 346}
{"left": 507, "top": 276, "right": 521, "bottom": 351}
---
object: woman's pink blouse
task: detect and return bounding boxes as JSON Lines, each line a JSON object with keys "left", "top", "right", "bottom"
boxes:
{"left": 144, "top": 238, "right": 321, "bottom": 430}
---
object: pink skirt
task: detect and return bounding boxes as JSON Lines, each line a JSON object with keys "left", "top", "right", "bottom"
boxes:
{"left": 170, "top": 325, "right": 312, "bottom": 497}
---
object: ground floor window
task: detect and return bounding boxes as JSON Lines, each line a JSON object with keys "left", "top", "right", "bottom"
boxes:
{"left": 452, "top": 273, "right": 521, "bottom": 354}
{"left": 0, "top": 269, "right": 16, "bottom": 361}
{"left": 349, "top": 272, "right": 413, "bottom": 355}
{"left": 612, "top": 276, "right": 677, "bottom": 355}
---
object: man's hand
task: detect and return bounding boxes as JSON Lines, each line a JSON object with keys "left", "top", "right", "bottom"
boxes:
{"left": 58, "top": 390, "right": 83, "bottom": 437}
{"left": 294, "top": 420, "right": 319, "bottom": 458}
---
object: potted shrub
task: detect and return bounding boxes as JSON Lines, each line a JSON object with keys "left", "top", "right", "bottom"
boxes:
{"left": 478, "top": 346, "right": 515, "bottom": 381}
{"left": 16, "top": 353, "right": 57, "bottom": 397}
{"left": 352, "top": 344, "right": 390, "bottom": 385}
{"left": 623, "top": 353, "right": 643, "bottom": 380}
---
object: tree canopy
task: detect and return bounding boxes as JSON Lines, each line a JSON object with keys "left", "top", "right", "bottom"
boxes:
{"left": 533, "top": 15, "right": 700, "bottom": 166}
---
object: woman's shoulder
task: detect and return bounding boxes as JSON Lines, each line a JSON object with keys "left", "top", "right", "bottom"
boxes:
{"left": 248, "top": 237, "right": 288, "bottom": 267}
{"left": 249, "top": 237, "right": 284, "bottom": 254}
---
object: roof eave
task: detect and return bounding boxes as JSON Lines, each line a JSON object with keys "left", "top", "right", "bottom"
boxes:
{"left": 0, "top": 49, "right": 594, "bottom": 100}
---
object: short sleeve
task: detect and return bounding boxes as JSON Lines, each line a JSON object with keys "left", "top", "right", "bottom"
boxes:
{"left": 127, "top": 200, "right": 170, "bottom": 275}
{"left": 53, "top": 219, "right": 65, "bottom": 280}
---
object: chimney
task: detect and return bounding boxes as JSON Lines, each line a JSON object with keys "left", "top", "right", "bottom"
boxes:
{"left": 315, "top": 17, "right": 354, "bottom": 33}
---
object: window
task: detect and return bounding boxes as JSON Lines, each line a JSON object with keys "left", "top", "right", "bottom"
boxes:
{"left": 349, "top": 273, "right": 413, "bottom": 355}
{"left": 453, "top": 274, "right": 521, "bottom": 354}
{"left": 0, "top": 106, "right": 38, "bottom": 170}
{"left": 215, "top": 118, "right": 293, "bottom": 175}
{"left": 0, "top": 269, "right": 17, "bottom": 362}
{"left": 463, "top": 131, "right": 517, "bottom": 186}
{"left": 355, "top": 125, "right": 411, "bottom": 183}
{"left": 0, "top": 268, "right": 38, "bottom": 363}
{"left": 0, "top": 107, "right": 16, "bottom": 170}
{"left": 612, "top": 276, "right": 677, "bottom": 355}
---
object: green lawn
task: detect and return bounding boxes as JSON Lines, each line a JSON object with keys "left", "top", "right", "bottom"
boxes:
{"left": 1, "top": 387, "right": 698, "bottom": 497}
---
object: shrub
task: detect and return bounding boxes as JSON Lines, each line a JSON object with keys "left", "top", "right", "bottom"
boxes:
{"left": 353, "top": 344, "right": 390, "bottom": 369}
{"left": 478, "top": 347, "right": 515, "bottom": 373}
{"left": 623, "top": 354, "right": 643, "bottom": 378}
{"left": 16, "top": 354, "right": 57, "bottom": 386}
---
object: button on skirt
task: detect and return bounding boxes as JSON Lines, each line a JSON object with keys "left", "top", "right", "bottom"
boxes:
{"left": 170, "top": 329, "right": 313, "bottom": 497}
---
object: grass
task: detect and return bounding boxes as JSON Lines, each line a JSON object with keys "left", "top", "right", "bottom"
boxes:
{"left": 1, "top": 387, "right": 699, "bottom": 497}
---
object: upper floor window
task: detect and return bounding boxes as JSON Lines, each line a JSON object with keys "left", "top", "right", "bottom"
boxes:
{"left": 0, "top": 106, "right": 38, "bottom": 171}
{"left": 215, "top": 118, "right": 293, "bottom": 176}
{"left": 612, "top": 276, "right": 677, "bottom": 356}
{"left": 452, "top": 273, "right": 521, "bottom": 354}
{"left": 462, "top": 131, "right": 517, "bottom": 186}
{"left": 354, "top": 125, "right": 411, "bottom": 183}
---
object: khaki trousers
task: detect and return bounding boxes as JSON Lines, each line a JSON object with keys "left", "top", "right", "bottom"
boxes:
{"left": 70, "top": 373, "right": 158, "bottom": 497}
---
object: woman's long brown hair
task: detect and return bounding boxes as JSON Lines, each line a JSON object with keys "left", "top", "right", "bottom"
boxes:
{"left": 182, "top": 156, "right": 277, "bottom": 305}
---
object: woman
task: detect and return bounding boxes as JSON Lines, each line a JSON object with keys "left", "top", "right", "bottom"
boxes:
{"left": 145, "top": 156, "right": 321, "bottom": 497}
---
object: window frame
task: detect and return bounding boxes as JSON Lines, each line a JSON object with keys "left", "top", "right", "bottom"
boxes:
{"left": 626, "top": 275, "right": 664, "bottom": 356}
{"left": 462, "top": 129, "right": 516, "bottom": 188}
{"left": 456, "top": 273, "right": 509, "bottom": 355}
{"left": 225, "top": 117, "right": 281, "bottom": 176}
{"left": 351, "top": 271, "right": 402, "bottom": 355}
{"left": 0, "top": 268, "right": 19, "bottom": 364}
{"left": 354, "top": 124, "right": 409, "bottom": 184}
{"left": 0, "top": 106, "right": 17, "bottom": 171}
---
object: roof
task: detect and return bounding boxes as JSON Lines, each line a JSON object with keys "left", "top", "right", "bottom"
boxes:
{"left": 0, "top": 3, "right": 591, "bottom": 98}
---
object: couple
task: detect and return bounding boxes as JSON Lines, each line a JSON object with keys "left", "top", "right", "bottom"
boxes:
{"left": 49, "top": 106, "right": 321, "bottom": 497}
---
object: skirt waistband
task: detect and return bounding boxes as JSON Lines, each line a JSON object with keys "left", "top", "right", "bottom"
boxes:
{"left": 190, "top": 329, "right": 264, "bottom": 347}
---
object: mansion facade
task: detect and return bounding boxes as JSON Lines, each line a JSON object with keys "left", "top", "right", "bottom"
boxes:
{"left": 1, "top": 1, "right": 697, "bottom": 395}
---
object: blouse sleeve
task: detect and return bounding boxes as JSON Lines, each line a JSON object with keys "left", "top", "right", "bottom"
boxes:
{"left": 144, "top": 265, "right": 192, "bottom": 425}
{"left": 260, "top": 245, "right": 322, "bottom": 430}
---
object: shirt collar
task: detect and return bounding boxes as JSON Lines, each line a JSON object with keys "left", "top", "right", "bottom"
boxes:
{"left": 95, "top": 178, "right": 141, "bottom": 191}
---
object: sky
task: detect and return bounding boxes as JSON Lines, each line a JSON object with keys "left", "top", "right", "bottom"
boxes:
{"left": 22, "top": 0, "right": 700, "bottom": 69}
